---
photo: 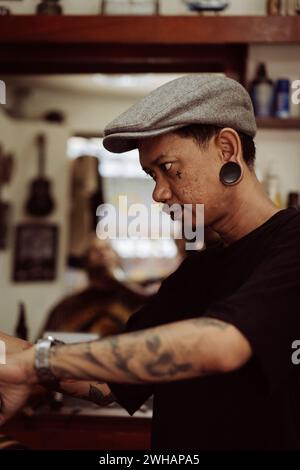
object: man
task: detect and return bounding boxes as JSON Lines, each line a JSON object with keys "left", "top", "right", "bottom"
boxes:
{"left": 1, "top": 75, "right": 300, "bottom": 450}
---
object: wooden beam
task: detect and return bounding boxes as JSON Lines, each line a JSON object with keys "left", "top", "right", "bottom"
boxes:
{"left": 0, "top": 44, "right": 247, "bottom": 80}
{"left": 0, "top": 16, "right": 300, "bottom": 45}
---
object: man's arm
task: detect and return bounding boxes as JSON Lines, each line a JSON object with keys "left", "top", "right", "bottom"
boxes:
{"left": 22, "top": 316, "right": 252, "bottom": 385}
{"left": 0, "top": 318, "right": 251, "bottom": 425}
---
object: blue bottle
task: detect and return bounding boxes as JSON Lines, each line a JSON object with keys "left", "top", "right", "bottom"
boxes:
{"left": 275, "top": 79, "right": 290, "bottom": 118}
{"left": 250, "top": 63, "right": 274, "bottom": 118}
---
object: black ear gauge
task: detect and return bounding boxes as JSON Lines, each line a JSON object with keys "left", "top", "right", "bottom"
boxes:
{"left": 219, "top": 162, "right": 242, "bottom": 186}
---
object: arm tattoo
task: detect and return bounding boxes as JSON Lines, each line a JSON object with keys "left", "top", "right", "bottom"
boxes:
{"left": 49, "top": 316, "right": 233, "bottom": 384}
{"left": 144, "top": 334, "right": 191, "bottom": 378}
{"left": 88, "top": 385, "right": 116, "bottom": 406}
{"left": 85, "top": 338, "right": 142, "bottom": 382}
{"left": 110, "top": 337, "right": 142, "bottom": 382}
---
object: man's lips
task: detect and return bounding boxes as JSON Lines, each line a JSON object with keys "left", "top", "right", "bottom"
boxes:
{"left": 162, "top": 203, "right": 185, "bottom": 220}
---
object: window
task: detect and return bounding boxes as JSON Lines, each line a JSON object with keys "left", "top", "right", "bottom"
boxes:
{"left": 68, "top": 137, "right": 178, "bottom": 270}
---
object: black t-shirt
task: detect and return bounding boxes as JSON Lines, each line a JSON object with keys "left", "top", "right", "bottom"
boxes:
{"left": 109, "top": 208, "right": 300, "bottom": 450}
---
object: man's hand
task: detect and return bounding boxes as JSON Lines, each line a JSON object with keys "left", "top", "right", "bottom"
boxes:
{"left": 0, "top": 331, "right": 31, "bottom": 356}
{"left": 0, "top": 348, "right": 35, "bottom": 426}
{"left": 59, "top": 379, "right": 115, "bottom": 407}
{"left": 0, "top": 332, "right": 33, "bottom": 425}
{"left": 0, "top": 381, "right": 33, "bottom": 426}
{"left": 0, "top": 346, "right": 115, "bottom": 425}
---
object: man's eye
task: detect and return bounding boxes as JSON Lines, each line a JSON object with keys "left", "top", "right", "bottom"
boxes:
{"left": 161, "top": 163, "right": 172, "bottom": 172}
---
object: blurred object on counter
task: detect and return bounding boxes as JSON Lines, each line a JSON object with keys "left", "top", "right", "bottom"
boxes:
{"left": 250, "top": 63, "right": 274, "bottom": 118}
{"left": 15, "top": 302, "right": 28, "bottom": 341}
{"left": 274, "top": 79, "right": 291, "bottom": 118}
{"left": 0, "top": 7, "right": 11, "bottom": 15}
{"left": 0, "top": 147, "right": 14, "bottom": 250}
{"left": 36, "top": 0, "right": 63, "bottom": 15}
{"left": 25, "top": 134, "right": 55, "bottom": 218}
{"left": 101, "top": 0, "right": 159, "bottom": 15}
{"left": 266, "top": 0, "right": 282, "bottom": 14}
{"left": 40, "top": 237, "right": 150, "bottom": 338}
{"left": 296, "top": 0, "right": 300, "bottom": 13}
{"left": 287, "top": 191, "right": 300, "bottom": 209}
{"left": 182, "top": 0, "right": 229, "bottom": 13}
{"left": 43, "top": 331, "right": 99, "bottom": 343}
{"left": 68, "top": 156, "right": 105, "bottom": 266}
{"left": 264, "top": 162, "right": 283, "bottom": 208}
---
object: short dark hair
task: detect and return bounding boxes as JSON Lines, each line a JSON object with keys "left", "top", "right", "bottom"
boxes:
{"left": 175, "top": 124, "right": 256, "bottom": 168}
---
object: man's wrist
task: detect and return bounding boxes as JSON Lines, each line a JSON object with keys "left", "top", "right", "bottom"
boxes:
{"left": 22, "top": 347, "right": 39, "bottom": 385}
{"left": 33, "top": 337, "right": 64, "bottom": 388}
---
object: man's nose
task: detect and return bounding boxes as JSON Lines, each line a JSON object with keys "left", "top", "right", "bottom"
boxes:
{"left": 152, "top": 179, "right": 172, "bottom": 203}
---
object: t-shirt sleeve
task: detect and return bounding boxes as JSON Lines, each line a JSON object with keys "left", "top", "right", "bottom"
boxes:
{"left": 107, "top": 262, "right": 189, "bottom": 415}
{"left": 107, "top": 307, "right": 155, "bottom": 415}
{"left": 108, "top": 262, "right": 192, "bottom": 415}
{"left": 204, "top": 230, "right": 300, "bottom": 388}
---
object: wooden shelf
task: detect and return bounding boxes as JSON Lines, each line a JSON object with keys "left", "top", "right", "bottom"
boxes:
{"left": 0, "top": 15, "right": 300, "bottom": 45}
{"left": 0, "top": 15, "right": 299, "bottom": 74}
{"left": 256, "top": 118, "right": 300, "bottom": 129}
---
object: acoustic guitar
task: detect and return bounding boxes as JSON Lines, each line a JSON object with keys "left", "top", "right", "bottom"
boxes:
{"left": 25, "top": 134, "right": 55, "bottom": 217}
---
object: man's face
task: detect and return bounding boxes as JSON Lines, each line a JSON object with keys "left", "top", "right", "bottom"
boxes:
{"left": 138, "top": 131, "right": 228, "bottom": 227}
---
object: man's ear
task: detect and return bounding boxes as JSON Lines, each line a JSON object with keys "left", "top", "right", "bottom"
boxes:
{"left": 217, "top": 128, "right": 242, "bottom": 164}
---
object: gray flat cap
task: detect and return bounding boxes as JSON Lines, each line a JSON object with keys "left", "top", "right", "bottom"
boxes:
{"left": 103, "top": 74, "right": 257, "bottom": 154}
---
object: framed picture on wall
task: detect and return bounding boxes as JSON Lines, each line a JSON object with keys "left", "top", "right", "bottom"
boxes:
{"left": 12, "top": 223, "right": 59, "bottom": 282}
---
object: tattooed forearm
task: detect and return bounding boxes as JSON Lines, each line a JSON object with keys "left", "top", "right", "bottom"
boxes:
{"left": 191, "top": 318, "right": 229, "bottom": 330}
{"left": 48, "top": 316, "right": 249, "bottom": 385}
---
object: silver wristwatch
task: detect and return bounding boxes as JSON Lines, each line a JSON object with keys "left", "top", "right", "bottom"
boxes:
{"left": 34, "top": 336, "right": 65, "bottom": 388}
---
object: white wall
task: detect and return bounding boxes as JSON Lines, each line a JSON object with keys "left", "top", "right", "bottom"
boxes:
{"left": 18, "top": 88, "right": 138, "bottom": 135}
{"left": 0, "top": 0, "right": 267, "bottom": 16}
{"left": 0, "top": 111, "right": 70, "bottom": 340}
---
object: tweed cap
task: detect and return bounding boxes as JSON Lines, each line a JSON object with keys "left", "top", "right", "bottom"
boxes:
{"left": 103, "top": 74, "right": 257, "bottom": 154}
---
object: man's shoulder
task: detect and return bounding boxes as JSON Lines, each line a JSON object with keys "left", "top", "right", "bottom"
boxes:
{"left": 271, "top": 208, "right": 300, "bottom": 243}
{"left": 259, "top": 209, "right": 300, "bottom": 262}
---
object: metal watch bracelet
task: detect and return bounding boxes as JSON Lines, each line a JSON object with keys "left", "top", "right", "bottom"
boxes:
{"left": 34, "top": 336, "right": 65, "bottom": 388}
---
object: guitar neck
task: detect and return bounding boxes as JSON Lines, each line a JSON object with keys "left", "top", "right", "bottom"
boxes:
{"left": 37, "top": 134, "right": 46, "bottom": 177}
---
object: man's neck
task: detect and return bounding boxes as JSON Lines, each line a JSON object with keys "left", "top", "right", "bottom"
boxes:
{"left": 212, "top": 180, "right": 281, "bottom": 247}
